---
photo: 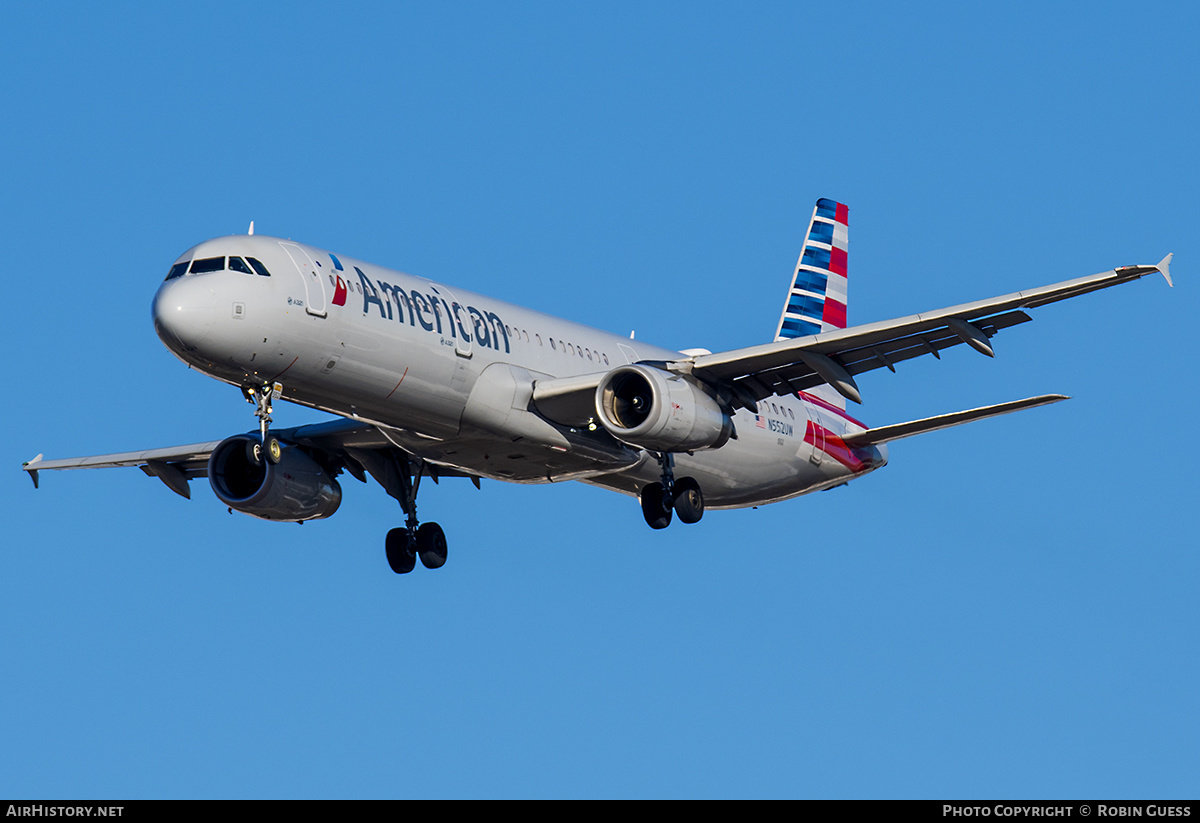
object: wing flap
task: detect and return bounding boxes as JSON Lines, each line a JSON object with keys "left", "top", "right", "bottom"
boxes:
{"left": 735, "top": 311, "right": 1033, "bottom": 401}
{"left": 692, "top": 259, "right": 1171, "bottom": 404}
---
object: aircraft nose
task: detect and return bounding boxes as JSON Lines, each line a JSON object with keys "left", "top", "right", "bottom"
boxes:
{"left": 153, "top": 275, "right": 217, "bottom": 355}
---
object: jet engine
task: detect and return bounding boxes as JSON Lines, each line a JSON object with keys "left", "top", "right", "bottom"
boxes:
{"left": 208, "top": 434, "right": 342, "bottom": 521}
{"left": 594, "top": 365, "right": 733, "bottom": 452}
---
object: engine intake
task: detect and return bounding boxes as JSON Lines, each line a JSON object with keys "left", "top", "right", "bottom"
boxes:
{"left": 208, "top": 434, "right": 342, "bottom": 521}
{"left": 595, "top": 365, "right": 733, "bottom": 452}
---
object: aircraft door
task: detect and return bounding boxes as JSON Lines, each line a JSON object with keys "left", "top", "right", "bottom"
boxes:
{"left": 802, "top": 401, "right": 825, "bottom": 465}
{"left": 280, "top": 242, "right": 327, "bottom": 317}
{"left": 430, "top": 284, "right": 472, "bottom": 358}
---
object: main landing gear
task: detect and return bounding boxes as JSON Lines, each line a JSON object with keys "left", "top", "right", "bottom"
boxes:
{"left": 639, "top": 452, "right": 705, "bottom": 530}
{"left": 386, "top": 523, "right": 447, "bottom": 574}
{"left": 383, "top": 453, "right": 448, "bottom": 574}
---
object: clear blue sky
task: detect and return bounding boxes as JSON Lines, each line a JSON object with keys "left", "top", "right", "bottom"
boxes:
{"left": 2, "top": 1, "right": 1196, "bottom": 799}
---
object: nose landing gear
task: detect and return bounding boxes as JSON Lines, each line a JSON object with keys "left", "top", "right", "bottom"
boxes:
{"left": 242, "top": 381, "right": 283, "bottom": 466}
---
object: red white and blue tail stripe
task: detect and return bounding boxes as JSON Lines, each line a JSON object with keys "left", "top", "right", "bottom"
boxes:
{"left": 774, "top": 198, "right": 850, "bottom": 407}
{"left": 774, "top": 198, "right": 849, "bottom": 341}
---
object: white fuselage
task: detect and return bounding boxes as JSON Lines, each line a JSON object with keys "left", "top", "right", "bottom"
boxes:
{"left": 152, "top": 235, "right": 887, "bottom": 509}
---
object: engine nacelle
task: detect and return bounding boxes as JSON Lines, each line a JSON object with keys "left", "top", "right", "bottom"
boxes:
{"left": 595, "top": 365, "right": 733, "bottom": 452}
{"left": 208, "top": 435, "right": 342, "bottom": 521}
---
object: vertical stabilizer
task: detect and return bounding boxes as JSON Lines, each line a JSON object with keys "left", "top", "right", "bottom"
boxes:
{"left": 774, "top": 198, "right": 849, "bottom": 407}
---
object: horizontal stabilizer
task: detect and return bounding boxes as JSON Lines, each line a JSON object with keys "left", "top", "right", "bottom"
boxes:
{"left": 1156, "top": 252, "right": 1173, "bottom": 287}
{"left": 841, "top": 394, "right": 1068, "bottom": 447}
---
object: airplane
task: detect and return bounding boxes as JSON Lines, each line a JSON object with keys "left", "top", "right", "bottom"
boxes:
{"left": 22, "top": 199, "right": 1173, "bottom": 574}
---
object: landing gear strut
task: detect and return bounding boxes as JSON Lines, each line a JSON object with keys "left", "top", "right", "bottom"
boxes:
{"left": 382, "top": 453, "right": 448, "bottom": 574}
{"left": 242, "top": 381, "right": 283, "bottom": 466}
{"left": 639, "top": 452, "right": 704, "bottom": 529}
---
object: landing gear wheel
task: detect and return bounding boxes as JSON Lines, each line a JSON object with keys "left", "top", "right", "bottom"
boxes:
{"left": 246, "top": 435, "right": 282, "bottom": 467}
{"left": 640, "top": 482, "right": 673, "bottom": 530}
{"left": 385, "top": 528, "right": 417, "bottom": 574}
{"left": 673, "top": 476, "right": 704, "bottom": 524}
{"left": 417, "top": 522, "right": 448, "bottom": 569}
{"left": 381, "top": 454, "right": 450, "bottom": 574}
{"left": 264, "top": 436, "right": 282, "bottom": 464}
{"left": 246, "top": 439, "right": 265, "bottom": 467}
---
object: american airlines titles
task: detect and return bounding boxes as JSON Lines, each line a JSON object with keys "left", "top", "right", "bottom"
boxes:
{"left": 347, "top": 267, "right": 510, "bottom": 354}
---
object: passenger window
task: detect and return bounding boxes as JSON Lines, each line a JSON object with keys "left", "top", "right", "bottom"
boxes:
{"left": 246, "top": 257, "right": 272, "bottom": 277}
{"left": 229, "top": 257, "right": 254, "bottom": 275}
{"left": 189, "top": 257, "right": 225, "bottom": 274}
{"left": 165, "top": 262, "right": 189, "bottom": 281}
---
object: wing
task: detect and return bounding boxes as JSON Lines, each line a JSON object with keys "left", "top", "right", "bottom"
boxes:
{"left": 22, "top": 418, "right": 476, "bottom": 501}
{"left": 528, "top": 255, "right": 1173, "bottom": 423}
{"left": 691, "top": 255, "right": 1174, "bottom": 406}
{"left": 22, "top": 442, "right": 222, "bottom": 497}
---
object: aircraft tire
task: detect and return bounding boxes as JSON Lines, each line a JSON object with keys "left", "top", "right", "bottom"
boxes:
{"left": 386, "top": 528, "right": 417, "bottom": 574}
{"left": 265, "top": 436, "right": 282, "bottom": 464}
{"left": 417, "top": 522, "right": 448, "bottom": 569}
{"left": 245, "top": 439, "right": 264, "bottom": 467}
{"left": 673, "top": 477, "right": 704, "bottom": 524}
{"left": 640, "top": 482, "right": 673, "bottom": 530}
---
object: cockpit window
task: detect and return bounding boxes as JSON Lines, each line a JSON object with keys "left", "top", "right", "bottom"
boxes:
{"left": 245, "top": 257, "right": 271, "bottom": 277}
{"left": 228, "top": 256, "right": 254, "bottom": 275}
{"left": 189, "top": 256, "right": 225, "bottom": 274}
{"left": 165, "top": 262, "right": 189, "bottom": 281}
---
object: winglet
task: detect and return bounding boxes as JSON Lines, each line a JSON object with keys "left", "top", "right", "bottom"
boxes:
{"left": 22, "top": 454, "right": 43, "bottom": 489}
{"left": 1157, "top": 253, "right": 1174, "bottom": 287}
